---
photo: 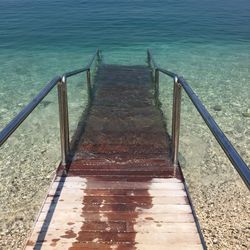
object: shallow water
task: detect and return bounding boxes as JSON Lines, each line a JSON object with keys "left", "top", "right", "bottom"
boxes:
{"left": 0, "top": 0, "right": 249, "bottom": 249}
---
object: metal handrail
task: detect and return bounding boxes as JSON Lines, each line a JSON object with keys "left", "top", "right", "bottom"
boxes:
{"left": 0, "top": 76, "right": 61, "bottom": 147}
{"left": 0, "top": 49, "right": 101, "bottom": 166}
{"left": 64, "top": 49, "right": 100, "bottom": 78}
{"left": 147, "top": 49, "right": 250, "bottom": 189}
{"left": 59, "top": 49, "right": 100, "bottom": 164}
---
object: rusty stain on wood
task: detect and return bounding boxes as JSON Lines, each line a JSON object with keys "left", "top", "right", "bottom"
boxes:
{"left": 25, "top": 64, "right": 202, "bottom": 249}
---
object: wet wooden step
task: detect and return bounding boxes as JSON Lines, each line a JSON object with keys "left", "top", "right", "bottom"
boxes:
{"left": 37, "top": 211, "right": 195, "bottom": 224}
{"left": 67, "top": 163, "right": 172, "bottom": 171}
{"left": 34, "top": 221, "right": 198, "bottom": 233}
{"left": 45, "top": 195, "right": 188, "bottom": 205}
{"left": 48, "top": 188, "right": 188, "bottom": 198}
{"left": 50, "top": 180, "right": 184, "bottom": 190}
{"left": 54, "top": 176, "right": 181, "bottom": 182}
{"left": 67, "top": 170, "right": 180, "bottom": 179}
{"left": 26, "top": 235, "right": 203, "bottom": 250}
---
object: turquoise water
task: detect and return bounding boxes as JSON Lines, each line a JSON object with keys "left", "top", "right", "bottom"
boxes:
{"left": 0, "top": 1, "right": 250, "bottom": 248}
{"left": 1, "top": 0, "right": 249, "bottom": 161}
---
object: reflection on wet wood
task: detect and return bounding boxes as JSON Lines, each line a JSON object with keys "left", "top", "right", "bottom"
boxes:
{"left": 25, "top": 65, "right": 202, "bottom": 249}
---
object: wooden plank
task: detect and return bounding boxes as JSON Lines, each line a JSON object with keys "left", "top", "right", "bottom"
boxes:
{"left": 33, "top": 221, "right": 198, "bottom": 233}
{"left": 67, "top": 162, "right": 171, "bottom": 169}
{"left": 54, "top": 176, "right": 183, "bottom": 184}
{"left": 67, "top": 171, "right": 180, "bottom": 178}
{"left": 54, "top": 176, "right": 182, "bottom": 183}
{"left": 26, "top": 242, "right": 203, "bottom": 250}
{"left": 48, "top": 188, "right": 188, "bottom": 197}
{"left": 27, "top": 232, "right": 201, "bottom": 245}
{"left": 69, "top": 158, "right": 170, "bottom": 166}
{"left": 67, "top": 169, "right": 177, "bottom": 177}
{"left": 44, "top": 194, "right": 189, "bottom": 205}
{"left": 37, "top": 212, "right": 195, "bottom": 224}
{"left": 50, "top": 181, "right": 184, "bottom": 190}
{"left": 40, "top": 203, "right": 192, "bottom": 214}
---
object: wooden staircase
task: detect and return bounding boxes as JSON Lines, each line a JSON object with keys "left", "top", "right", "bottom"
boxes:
{"left": 25, "top": 65, "right": 203, "bottom": 249}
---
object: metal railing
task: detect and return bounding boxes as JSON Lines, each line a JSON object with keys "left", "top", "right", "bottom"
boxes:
{"left": 147, "top": 49, "right": 250, "bottom": 189}
{"left": 0, "top": 49, "right": 101, "bottom": 166}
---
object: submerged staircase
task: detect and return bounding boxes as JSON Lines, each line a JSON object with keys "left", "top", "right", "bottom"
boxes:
{"left": 25, "top": 64, "right": 203, "bottom": 249}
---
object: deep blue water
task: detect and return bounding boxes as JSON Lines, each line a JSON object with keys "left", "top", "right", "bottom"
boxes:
{"left": 1, "top": 0, "right": 250, "bottom": 50}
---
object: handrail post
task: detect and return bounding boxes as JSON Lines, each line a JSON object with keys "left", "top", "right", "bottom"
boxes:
{"left": 172, "top": 76, "right": 182, "bottom": 167}
{"left": 155, "top": 69, "right": 160, "bottom": 106}
{"left": 97, "top": 49, "right": 101, "bottom": 64}
{"left": 86, "top": 69, "right": 92, "bottom": 101}
{"left": 147, "top": 50, "right": 150, "bottom": 66}
{"left": 57, "top": 75, "right": 70, "bottom": 166}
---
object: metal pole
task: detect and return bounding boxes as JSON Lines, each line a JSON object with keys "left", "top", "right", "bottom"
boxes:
{"left": 155, "top": 69, "right": 160, "bottom": 106}
{"left": 97, "top": 49, "right": 101, "bottom": 64}
{"left": 147, "top": 50, "right": 150, "bottom": 66}
{"left": 86, "top": 69, "right": 92, "bottom": 101}
{"left": 172, "top": 76, "right": 182, "bottom": 167}
{"left": 57, "top": 76, "right": 70, "bottom": 166}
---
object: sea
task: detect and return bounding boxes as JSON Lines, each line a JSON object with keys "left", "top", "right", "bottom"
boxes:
{"left": 0, "top": 0, "right": 250, "bottom": 247}
{"left": 1, "top": 0, "right": 249, "bottom": 161}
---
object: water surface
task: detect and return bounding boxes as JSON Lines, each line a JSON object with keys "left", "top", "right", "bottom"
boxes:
{"left": 0, "top": 0, "right": 249, "bottom": 249}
